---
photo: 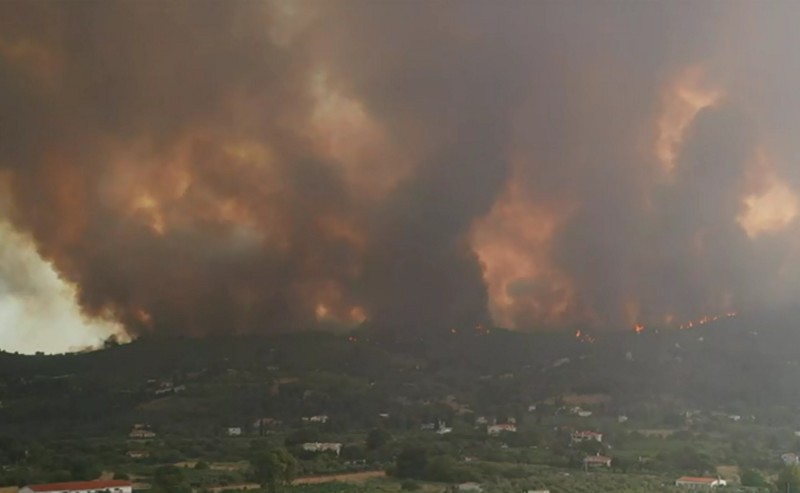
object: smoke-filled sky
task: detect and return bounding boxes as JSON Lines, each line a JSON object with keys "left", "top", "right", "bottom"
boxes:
{"left": 2, "top": 0, "right": 800, "bottom": 352}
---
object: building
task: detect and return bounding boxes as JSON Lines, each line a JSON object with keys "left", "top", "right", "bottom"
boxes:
{"left": 583, "top": 455, "right": 612, "bottom": 468}
{"left": 455, "top": 483, "right": 482, "bottom": 492}
{"left": 571, "top": 431, "right": 602, "bottom": 443}
{"left": 20, "top": 481, "right": 133, "bottom": 493}
{"left": 227, "top": 427, "right": 242, "bottom": 436}
{"left": 675, "top": 477, "right": 726, "bottom": 488}
{"left": 302, "top": 442, "right": 342, "bottom": 455}
{"left": 127, "top": 450, "right": 149, "bottom": 459}
{"left": 128, "top": 427, "right": 156, "bottom": 439}
{"left": 782, "top": 453, "right": 800, "bottom": 465}
{"left": 302, "top": 415, "right": 329, "bottom": 424}
{"left": 487, "top": 423, "right": 517, "bottom": 436}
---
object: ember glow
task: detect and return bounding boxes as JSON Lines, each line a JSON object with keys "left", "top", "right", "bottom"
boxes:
{"left": 2, "top": 1, "right": 800, "bottom": 351}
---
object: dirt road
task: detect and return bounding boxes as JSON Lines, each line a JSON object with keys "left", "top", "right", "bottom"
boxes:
{"left": 292, "top": 470, "right": 386, "bottom": 485}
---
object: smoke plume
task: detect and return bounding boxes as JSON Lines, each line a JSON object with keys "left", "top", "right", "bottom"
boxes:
{"left": 2, "top": 0, "right": 800, "bottom": 342}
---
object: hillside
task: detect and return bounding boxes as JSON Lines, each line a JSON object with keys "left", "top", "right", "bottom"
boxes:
{"left": 2, "top": 311, "right": 800, "bottom": 441}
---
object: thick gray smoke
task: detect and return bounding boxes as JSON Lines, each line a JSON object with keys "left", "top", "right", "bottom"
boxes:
{"left": 1, "top": 0, "right": 799, "bottom": 339}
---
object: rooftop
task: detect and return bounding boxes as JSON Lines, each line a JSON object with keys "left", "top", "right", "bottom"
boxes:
{"left": 24, "top": 481, "right": 132, "bottom": 492}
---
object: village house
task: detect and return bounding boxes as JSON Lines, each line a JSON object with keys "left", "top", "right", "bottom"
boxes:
{"left": 127, "top": 450, "right": 149, "bottom": 459}
{"left": 20, "top": 481, "right": 133, "bottom": 493}
{"left": 129, "top": 424, "right": 156, "bottom": 439}
{"left": 583, "top": 454, "right": 612, "bottom": 468}
{"left": 302, "top": 442, "right": 342, "bottom": 455}
{"left": 455, "top": 483, "right": 482, "bottom": 492}
{"left": 782, "top": 453, "right": 800, "bottom": 465}
{"left": 571, "top": 431, "right": 603, "bottom": 443}
{"left": 487, "top": 423, "right": 517, "bottom": 436}
{"left": 475, "top": 416, "right": 488, "bottom": 425}
{"left": 227, "top": 427, "right": 242, "bottom": 436}
{"left": 302, "top": 415, "right": 329, "bottom": 424}
{"left": 675, "top": 477, "right": 726, "bottom": 488}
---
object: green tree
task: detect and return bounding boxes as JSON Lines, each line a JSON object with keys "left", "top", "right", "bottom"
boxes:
{"left": 777, "top": 465, "right": 800, "bottom": 493}
{"left": 250, "top": 447, "right": 297, "bottom": 493}
{"left": 153, "top": 465, "right": 190, "bottom": 493}
{"left": 740, "top": 469, "right": 767, "bottom": 487}
{"left": 395, "top": 446, "right": 428, "bottom": 479}
{"left": 366, "top": 429, "right": 391, "bottom": 450}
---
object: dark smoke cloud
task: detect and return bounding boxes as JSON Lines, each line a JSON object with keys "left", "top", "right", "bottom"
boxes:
{"left": 1, "top": 0, "right": 800, "bottom": 339}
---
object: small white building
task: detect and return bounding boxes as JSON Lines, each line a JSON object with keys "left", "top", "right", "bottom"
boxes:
{"left": 302, "top": 415, "right": 329, "bottom": 424}
{"left": 227, "top": 427, "right": 242, "bottom": 436}
{"left": 583, "top": 455, "right": 612, "bottom": 468}
{"left": 782, "top": 453, "right": 800, "bottom": 465}
{"left": 456, "top": 483, "right": 482, "bottom": 492}
{"left": 487, "top": 424, "right": 517, "bottom": 436}
{"left": 302, "top": 442, "right": 342, "bottom": 455}
{"left": 21, "top": 481, "right": 133, "bottom": 493}
{"left": 675, "top": 477, "right": 726, "bottom": 488}
{"left": 129, "top": 428, "right": 156, "bottom": 439}
{"left": 571, "top": 431, "right": 603, "bottom": 443}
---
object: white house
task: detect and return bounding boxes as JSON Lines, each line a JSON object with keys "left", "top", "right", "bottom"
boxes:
{"left": 456, "top": 483, "right": 482, "bottom": 492}
{"left": 583, "top": 455, "right": 612, "bottom": 468}
{"left": 227, "top": 427, "right": 242, "bottom": 436}
{"left": 129, "top": 425, "right": 156, "bottom": 439}
{"left": 21, "top": 480, "right": 133, "bottom": 493}
{"left": 571, "top": 431, "right": 603, "bottom": 443}
{"left": 675, "top": 477, "right": 726, "bottom": 488}
{"left": 487, "top": 424, "right": 517, "bottom": 436}
{"left": 302, "top": 442, "right": 342, "bottom": 455}
{"left": 302, "top": 415, "right": 329, "bottom": 424}
{"left": 782, "top": 453, "right": 800, "bottom": 465}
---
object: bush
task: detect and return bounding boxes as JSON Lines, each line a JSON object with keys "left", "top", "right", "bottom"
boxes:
{"left": 401, "top": 480, "right": 421, "bottom": 491}
{"left": 194, "top": 462, "right": 210, "bottom": 470}
{"left": 112, "top": 472, "right": 130, "bottom": 480}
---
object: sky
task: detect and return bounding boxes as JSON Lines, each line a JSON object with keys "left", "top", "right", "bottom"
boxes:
{"left": 2, "top": 1, "right": 800, "bottom": 353}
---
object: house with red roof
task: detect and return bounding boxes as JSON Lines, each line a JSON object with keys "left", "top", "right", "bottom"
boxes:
{"left": 675, "top": 477, "right": 726, "bottom": 488}
{"left": 20, "top": 481, "right": 132, "bottom": 493}
{"left": 583, "top": 454, "right": 612, "bottom": 468}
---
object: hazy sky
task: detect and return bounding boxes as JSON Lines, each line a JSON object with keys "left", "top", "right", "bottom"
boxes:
{"left": 2, "top": 1, "right": 800, "bottom": 352}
